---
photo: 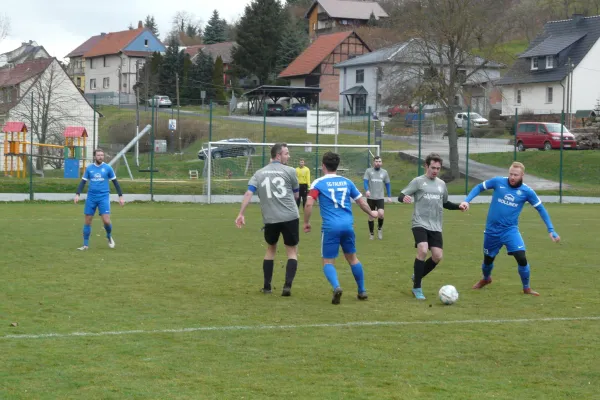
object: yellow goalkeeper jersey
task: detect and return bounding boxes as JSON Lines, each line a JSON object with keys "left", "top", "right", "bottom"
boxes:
{"left": 296, "top": 166, "right": 311, "bottom": 185}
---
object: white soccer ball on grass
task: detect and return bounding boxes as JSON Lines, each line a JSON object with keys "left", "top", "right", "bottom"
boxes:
{"left": 439, "top": 285, "right": 459, "bottom": 305}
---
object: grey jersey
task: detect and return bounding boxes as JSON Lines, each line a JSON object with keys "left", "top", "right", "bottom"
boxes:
{"left": 248, "top": 162, "right": 300, "bottom": 224}
{"left": 401, "top": 175, "right": 448, "bottom": 232}
{"left": 363, "top": 168, "right": 390, "bottom": 200}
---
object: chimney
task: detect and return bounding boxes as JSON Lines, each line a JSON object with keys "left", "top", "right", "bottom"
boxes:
{"left": 101, "top": 32, "right": 106, "bottom": 36}
{"left": 572, "top": 13, "right": 584, "bottom": 24}
{"left": 138, "top": 20, "right": 143, "bottom": 29}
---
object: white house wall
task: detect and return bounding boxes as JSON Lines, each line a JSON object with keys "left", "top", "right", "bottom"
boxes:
{"left": 85, "top": 55, "right": 123, "bottom": 94}
{"left": 572, "top": 37, "right": 600, "bottom": 111}
{"left": 1, "top": 59, "right": 99, "bottom": 171}
{"left": 501, "top": 83, "right": 565, "bottom": 115}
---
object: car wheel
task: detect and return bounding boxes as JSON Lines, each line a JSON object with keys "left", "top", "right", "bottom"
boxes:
{"left": 243, "top": 148, "right": 251, "bottom": 156}
{"left": 517, "top": 141, "right": 525, "bottom": 152}
{"left": 455, "top": 123, "right": 460, "bottom": 129}
{"left": 543, "top": 141, "right": 552, "bottom": 151}
{"left": 213, "top": 152, "right": 222, "bottom": 159}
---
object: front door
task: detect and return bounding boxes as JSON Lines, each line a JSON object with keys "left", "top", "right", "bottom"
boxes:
{"left": 355, "top": 95, "right": 366, "bottom": 114}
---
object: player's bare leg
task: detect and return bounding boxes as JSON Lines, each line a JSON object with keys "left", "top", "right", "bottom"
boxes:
{"left": 345, "top": 253, "right": 367, "bottom": 300}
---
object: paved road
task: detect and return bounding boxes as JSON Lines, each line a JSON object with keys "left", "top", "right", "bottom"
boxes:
{"left": 125, "top": 106, "right": 562, "bottom": 190}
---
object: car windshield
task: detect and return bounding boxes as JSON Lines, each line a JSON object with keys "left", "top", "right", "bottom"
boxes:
{"left": 544, "top": 123, "right": 570, "bottom": 133}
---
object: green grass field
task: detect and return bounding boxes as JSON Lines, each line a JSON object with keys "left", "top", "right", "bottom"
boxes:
{"left": 1, "top": 202, "right": 599, "bottom": 399}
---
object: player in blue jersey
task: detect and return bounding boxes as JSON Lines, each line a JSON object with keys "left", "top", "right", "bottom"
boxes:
{"left": 303, "top": 152, "right": 379, "bottom": 305}
{"left": 74, "top": 149, "right": 125, "bottom": 250}
{"left": 460, "top": 162, "right": 560, "bottom": 296}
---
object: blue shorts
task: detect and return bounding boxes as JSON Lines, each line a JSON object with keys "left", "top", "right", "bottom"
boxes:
{"left": 483, "top": 229, "right": 526, "bottom": 257}
{"left": 84, "top": 196, "right": 111, "bottom": 216}
{"left": 321, "top": 228, "right": 356, "bottom": 259}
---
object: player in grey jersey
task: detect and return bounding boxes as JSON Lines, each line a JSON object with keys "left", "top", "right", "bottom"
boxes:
{"left": 363, "top": 156, "right": 392, "bottom": 240}
{"left": 236, "top": 143, "right": 301, "bottom": 297}
{"left": 398, "top": 153, "right": 466, "bottom": 300}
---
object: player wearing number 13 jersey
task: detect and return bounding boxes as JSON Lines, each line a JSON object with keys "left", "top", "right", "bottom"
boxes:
{"left": 236, "top": 143, "right": 300, "bottom": 297}
{"left": 304, "top": 152, "right": 379, "bottom": 305}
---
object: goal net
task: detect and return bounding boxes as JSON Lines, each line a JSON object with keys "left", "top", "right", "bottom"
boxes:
{"left": 202, "top": 142, "right": 380, "bottom": 203}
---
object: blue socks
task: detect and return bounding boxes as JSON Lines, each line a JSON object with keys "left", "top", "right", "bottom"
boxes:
{"left": 83, "top": 224, "right": 91, "bottom": 246}
{"left": 518, "top": 264, "right": 531, "bottom": 289}
{"left": 351, "top": 263, "right": 366, "bottom": 293}
{"left": 482, "top": 263, "right": 494, "bottom": 280}
{"left": 104, "top": 223, "right": 112, "bottom": 238}
{"left": 323, "top": 264, "right": 340, "bottom": 290}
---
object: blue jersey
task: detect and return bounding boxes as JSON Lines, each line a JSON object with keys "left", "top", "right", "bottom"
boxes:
{"left": 83, "top": 162, "right": 116, "bottom": 198}
{"left": 309, "top": 174, "right": 362, "bottom": 231}
{"left": 467, "top": 177, "right": 542, "bottom": 235}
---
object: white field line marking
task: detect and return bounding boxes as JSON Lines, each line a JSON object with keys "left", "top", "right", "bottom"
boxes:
{"left": 2, "top": 316, "right": 599, "bottom": 341}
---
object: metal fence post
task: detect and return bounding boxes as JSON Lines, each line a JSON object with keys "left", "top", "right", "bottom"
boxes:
{"left": 93, "top": 94, "right": 97, "bottom": 149}
{"left": 367, "top": 109, "right": 371, "bottom": 168}
{"left": 465, "top": 105, "right": 471, "bottom": 195}
{"left": 29, "top": 93, "right": 34, "bottom": 200}
{"left": 262, "top": 102, "right": 267, "bottom": 168}
{"left": 209, "top": 100, "right": 213, "bottom": 142}
{"left": 513, "top": 107, "right": 518, "bottom": 161}
{"left": 418, "top": 103, "right": 423, "bottom": 176}
{"left": 559, "top": 110, "right": 565, "bottom": 204}
{"left": 150, "top": 103, "right": 155, "bottom": 201}
{"left": 315, "top": 103, "right": 320, "bottom": 178}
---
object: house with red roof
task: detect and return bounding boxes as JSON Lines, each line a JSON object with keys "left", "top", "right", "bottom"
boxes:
{"left": 66, "top": 21, "right": 165, "bottom": 104}
{"left": 278, "top": 31, "right": 370, "bottom": 108}
{"left": 0, "top": 58, "right": 100, "bottom": 171}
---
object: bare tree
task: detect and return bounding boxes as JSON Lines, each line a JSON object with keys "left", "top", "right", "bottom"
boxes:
{"left": 392, "top": 0, "right": 509, "bottom": 179}
{"left": 11, "top": 61, "right": 86, "bottom": 170}
{"left": 0, "top": 13, "right": 10, "bottom": 43}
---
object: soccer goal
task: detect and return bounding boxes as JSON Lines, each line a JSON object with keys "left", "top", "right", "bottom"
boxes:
{"left": 203, "top": 142, "right": 380, "bottom": 203}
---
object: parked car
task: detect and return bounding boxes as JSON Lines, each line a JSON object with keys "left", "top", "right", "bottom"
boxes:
{"left": 148, "top": 95, "right": 172, "bottom": 108}
{"left": 266, "top": 104, "right": 284, "bottom": 116}
{"left": 387, "top": 105, "right": 412, "bottom": 118}
{"left": 198, "top": 138, "right": 256, "bottom": 160}
{"left": 454, "top": 112, "right": 488, "bottom": 128}
{"left": 515, "top": 122, "right": 577, "bottom": 151}
{"left": 285, "top": 103, "right": 310, "bottom": 116}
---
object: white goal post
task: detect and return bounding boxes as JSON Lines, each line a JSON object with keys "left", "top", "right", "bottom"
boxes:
{"left": 205, "top": 142, "right": 380, "bottom": 204}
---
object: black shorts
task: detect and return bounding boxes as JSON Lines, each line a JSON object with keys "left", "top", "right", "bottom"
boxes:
{"left": 412, "top": 227, "right": 443, "bottom": 249}
{"left": 367, "top": 198, "right": 385, "bottom": 211}
{"left": 263, "top": 218, "right": 300, "bottom": 246}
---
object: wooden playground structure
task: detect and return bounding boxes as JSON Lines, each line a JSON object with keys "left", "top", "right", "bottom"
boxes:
{"left": 2, "top": 122, "right": 89, "bottom": 178}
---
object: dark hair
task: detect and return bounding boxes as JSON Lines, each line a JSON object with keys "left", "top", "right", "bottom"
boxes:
{"left": 271, "top": 143, "right": 287, "bottom": 159}
{"left": 373, "top": 156, "right": 381, "bottom": 161}
{"left": 425, "top": 152, "right": 443, "bottom": 166}
{"left": 93, "top": 148, "right": 104, "bottom": 156}
{"left": 322, "top": 152, "right": 340, "bottom": 172}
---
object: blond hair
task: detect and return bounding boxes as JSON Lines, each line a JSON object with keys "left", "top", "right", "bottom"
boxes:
{"left": 510, "top": 161, "right": 525, "bottom": 172}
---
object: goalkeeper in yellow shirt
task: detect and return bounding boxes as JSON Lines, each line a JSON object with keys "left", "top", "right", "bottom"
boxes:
{"left": 296, "top": 159, "right": 311, "bottom": 209}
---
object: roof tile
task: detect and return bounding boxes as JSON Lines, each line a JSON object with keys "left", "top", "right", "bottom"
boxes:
{"left": 0, "top": 58, "right": 53, "bottom": 87}
{"left": 83, "top": 28, "right": 145, "bottom": 58}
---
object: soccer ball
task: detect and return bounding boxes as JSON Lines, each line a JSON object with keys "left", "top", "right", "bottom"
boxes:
{"left": 439, "top": 285, "right": 459, "bottom": 305}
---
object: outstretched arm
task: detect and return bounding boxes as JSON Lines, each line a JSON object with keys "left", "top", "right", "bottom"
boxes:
{"left": 532, "top": 202, "right": 560, "bottom": 242}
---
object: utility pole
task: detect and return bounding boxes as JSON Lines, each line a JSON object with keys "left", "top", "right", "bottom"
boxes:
{"left": 135, "top": 60, "right": 141, "bottom": 167}
{"left": 176, "top": 72, "right": 181, "bottom": 154}
{"left": 145, "top": 54, "right": 150, "bottom": 112}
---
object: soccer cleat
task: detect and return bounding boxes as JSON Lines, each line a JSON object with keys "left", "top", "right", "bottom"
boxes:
{"left": 281, "top": 286, "right": 292, "bottom": 297}
{"left": 108, "top": 237, "right": 115, "bottom": 249}
{"left": 369, "top": 234, "right": 374, "bottom": 240}
{"left": 260, "top": 288, "right": 272, "bottom": 294}
{"left": 523, "top": 288, "right": 540, "bottom": 296}
{"left": 357, "top": 292, "right": 368, "bottom": 300}
{"left": 472, "top": 278, "right": 492, "bottom": 289}
{"left": 378, "top": 229, "right": 383, "bottom": 240}
{"left": 332, "top": 287, "right": 343, "bottom": 305}
{"left": 77, "top": 246, "right": 88, "bottom": 251}
{"left": 412, "top": 288, "right": 426, "bottom": 300}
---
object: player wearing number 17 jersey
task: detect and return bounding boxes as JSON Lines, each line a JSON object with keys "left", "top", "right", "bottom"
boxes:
{"left": 304, "top": 152, "right": 379, "bottom": 305}
{"left": 236, "top": 143, "right": 300, "bottom": 297}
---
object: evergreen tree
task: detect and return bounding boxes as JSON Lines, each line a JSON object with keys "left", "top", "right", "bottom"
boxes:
{"left": 204, "top": 10, "right": 228, "bottom": 44}
{"left": 367, "top": 12, "right": 378, "bottom": 27}
{"left": 232, "top": 0, "right": 284, "bottom": 85}
{"left": 212, "top": 56, "right": 227, "bottom": 102}
{"left": 144, "top": 15, "right": 159, "bottom": 36}
{"left": 189, "top": 51, "right": 215, "bottom": 101}
{"left": 159, "top": 36, "right": 180, "bottom": 99}
{"left": 276, "top": 17, "right": 308, "bottom": 74}
{"left": 185, "top": 23, "right": 199, "bottom": 38}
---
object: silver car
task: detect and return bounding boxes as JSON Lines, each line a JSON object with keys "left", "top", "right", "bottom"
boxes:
{"left": 148, "top": 95, "right": 172, "bottom": 108}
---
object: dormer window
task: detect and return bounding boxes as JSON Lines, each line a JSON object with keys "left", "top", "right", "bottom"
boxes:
{"left": 546, "top": 56, "right": 554, "bottom": 69}
{"left": 531, "top": 57, "right": 539, "bottom": 70}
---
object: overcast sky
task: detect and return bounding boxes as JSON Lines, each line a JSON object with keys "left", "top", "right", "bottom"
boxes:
{"left": 0, "top": 0, "right": 250, "bottom": 60}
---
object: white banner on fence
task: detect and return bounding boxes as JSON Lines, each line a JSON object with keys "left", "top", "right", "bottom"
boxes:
{"left": 306, "top": 111, "right": 339, "bottom": 135}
